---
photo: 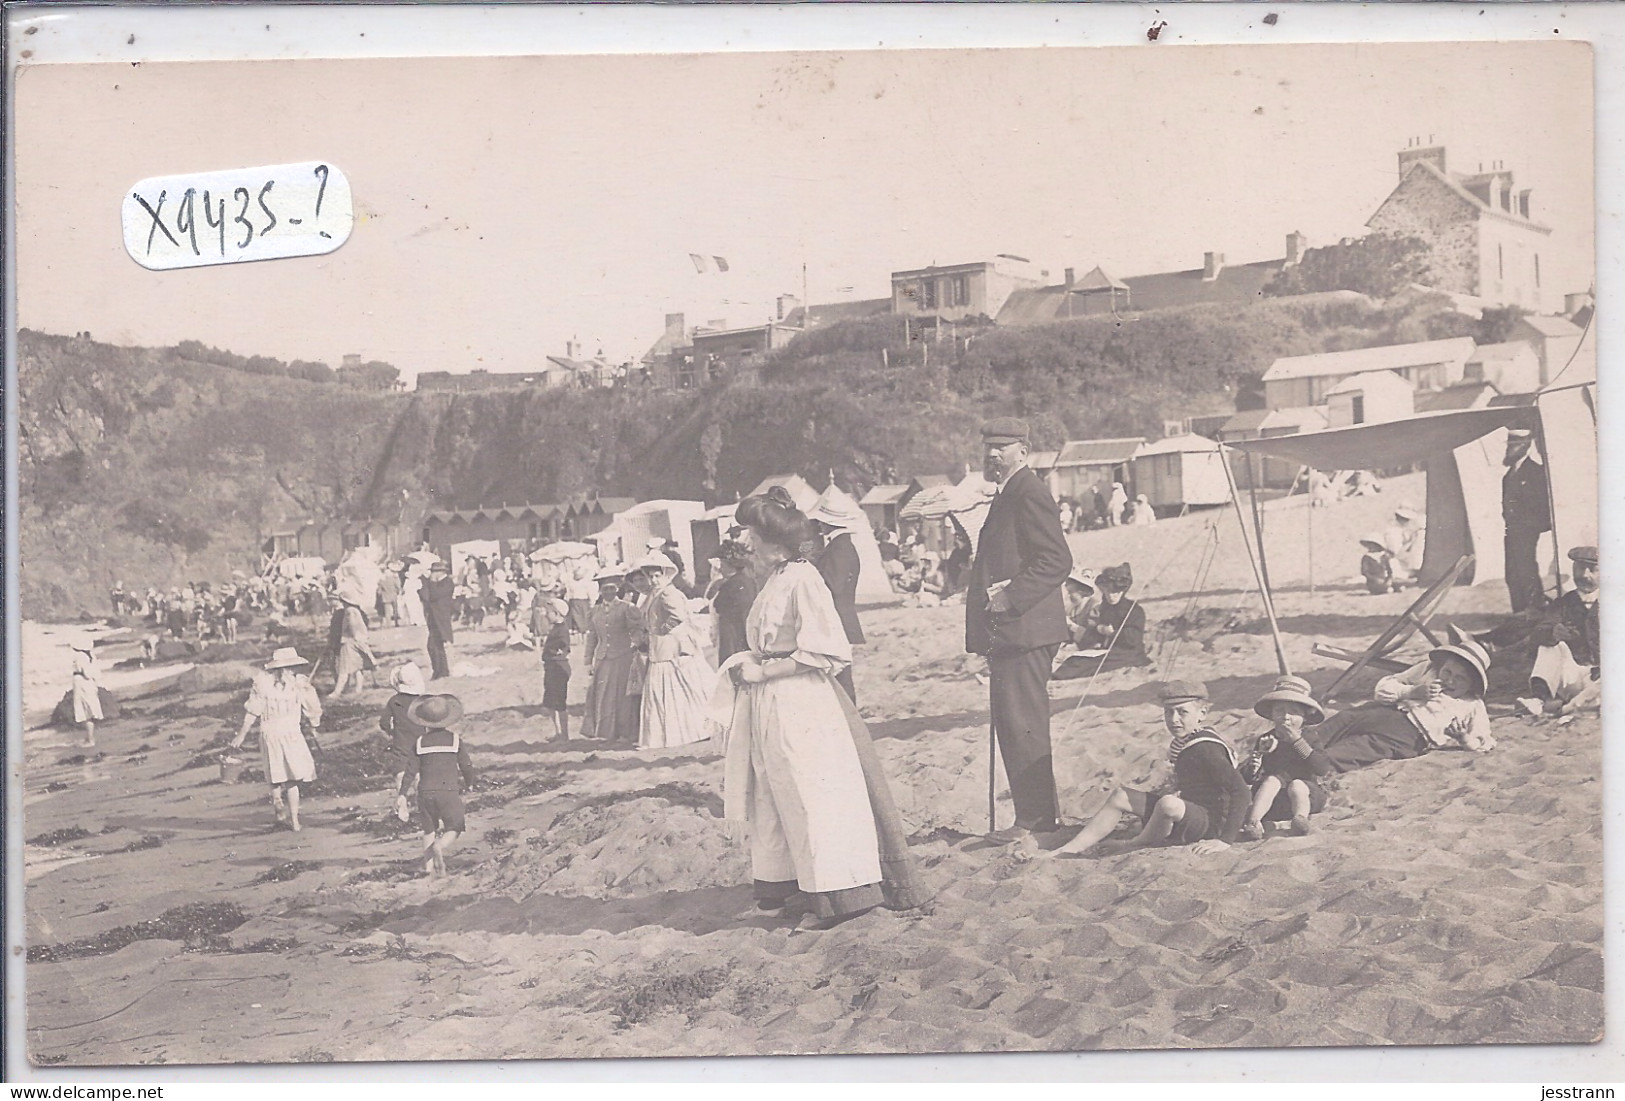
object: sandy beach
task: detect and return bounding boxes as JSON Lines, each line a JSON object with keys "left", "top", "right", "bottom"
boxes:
{"left": 21, "top": 477, "right": 1602, "bottom": 1065}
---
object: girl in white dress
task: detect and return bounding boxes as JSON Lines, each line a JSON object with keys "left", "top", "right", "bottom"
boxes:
{"left": 231, "top": 647, "right": 323, "bottom": 832}
{"left": 69, "top": 638, "right": 103, "bottom": 747}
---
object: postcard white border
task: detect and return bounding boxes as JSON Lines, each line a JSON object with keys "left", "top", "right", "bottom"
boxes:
{"left": 5, "top": 1, "right": 1623, "bottom": 1086}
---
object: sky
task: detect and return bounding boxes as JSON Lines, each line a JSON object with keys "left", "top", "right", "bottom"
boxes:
{"left": 14, "top": 40, "right": 1594, "bottom": 382}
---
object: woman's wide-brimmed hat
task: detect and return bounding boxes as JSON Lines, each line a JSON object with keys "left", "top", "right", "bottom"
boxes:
{"left": 69, "top": 635, "right": 96, "bottom": 653}
{"left": 717, "top": 539, "right": 752, "bottom": 562}
{"left": 1253, "top": 674, "right": 1327, "bottom": 725}
{"left": 264, "top": 646, "right": 309, "bottom": 671}
{"left": 1097, "top": 562, "right": 1133, "bottom": 591}
{"left": 1427, "top": 636, "right": 1492, "bottom": 697}
{"left": 1358, "top": 532, "right": 1388, "bottom": 552}
{"left": 632, "top": 552, "right": 679, "bottom": 578}
{"left": 390, "top": 662, "right": 426, "bottom": 695}
{"left": 406, "top": 693, "right": 464, "bottom": 729}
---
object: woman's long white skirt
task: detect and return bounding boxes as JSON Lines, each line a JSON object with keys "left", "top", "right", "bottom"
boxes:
{"left": 747, "top": 672, "right": 881, "bottom": 895}
{"left": 639, "top": 654, "right": 714, "bottom": 749}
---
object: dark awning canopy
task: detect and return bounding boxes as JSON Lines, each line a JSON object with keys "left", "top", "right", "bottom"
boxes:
{"left": 1226, "top": 406, "right": 1538, "bottom": 469}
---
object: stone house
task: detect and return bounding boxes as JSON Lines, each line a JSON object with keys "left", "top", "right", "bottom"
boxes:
{"left": 1365, "top": 142, "right": 1552, "bottom": 311}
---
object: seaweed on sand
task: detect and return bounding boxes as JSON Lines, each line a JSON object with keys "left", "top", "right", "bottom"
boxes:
{"left": 27, "top": 826, "right": 93, "bottom": 847}
{"left": 27, "top": 902, "right": 249, "bottom": 962}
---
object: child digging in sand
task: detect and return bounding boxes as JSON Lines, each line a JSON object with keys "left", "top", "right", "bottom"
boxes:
{"left": 1052, "top": 679, "right": 1249, "bottom": 857}
{"left": 401, "top": 694, "right": 478, "bottom": 876}
{"left": 1239, "top": 676, "right": 1335, "bottom": 839}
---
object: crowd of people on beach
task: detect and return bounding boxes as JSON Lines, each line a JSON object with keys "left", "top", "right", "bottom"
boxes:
{"left": 74, "top": 414, "right": 1598, "bottom": 928}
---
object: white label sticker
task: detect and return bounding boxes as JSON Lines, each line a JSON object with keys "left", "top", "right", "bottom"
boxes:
{"left": 122, "top": 161, "right": 353, "bottom": 270}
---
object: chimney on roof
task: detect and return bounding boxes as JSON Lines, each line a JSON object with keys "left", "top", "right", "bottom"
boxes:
{"left": 775, "top": 294, "right": 801, "bottom": 321}
{"left": 565, "top": 340, "right": 579, "bottom": 360}
{"left": 1063, "top": 267, "right": 1075, "bottom": 290}
{"left": 1486, "top": 173, "right": 1504, "bottom": 211}
{"left": 1397, "top": 142, "right": 1447, "bottom": 180}
{"left": 1285, "top": 231, "right": 1307, "bottom": 266}
{"left": 664, "top": 312, "right": 685, "bottom": 338}
{"left": 1202, "top": 252, "right": 1226, "bottom": 282}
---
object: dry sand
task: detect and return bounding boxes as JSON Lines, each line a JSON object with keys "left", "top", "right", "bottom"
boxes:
{"left": 22, "top": 475, "right": 1603, "bottom": 1065}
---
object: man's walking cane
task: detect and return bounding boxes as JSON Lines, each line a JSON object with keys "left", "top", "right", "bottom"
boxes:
{"left": 987, "top": 715, "right": 998, "bottom": 833}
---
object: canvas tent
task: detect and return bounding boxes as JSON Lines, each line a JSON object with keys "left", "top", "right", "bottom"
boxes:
{"left": 594, "top": 499, "right": 707, "bottom": 585}
{"left": 1229, "top": 326, "right": 1596, "bottom": 592}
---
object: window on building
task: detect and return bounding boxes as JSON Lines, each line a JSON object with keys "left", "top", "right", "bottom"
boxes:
{"left": 1351, "top": 395, "right": 1365, "bottom": 425}
{"left": 1498, "top": 244, "right": 1504, "bottom": 280}
{"left": 1534, "top": 253, "right": 1541, "bottom": 288}
{"left": 920, "top": 280, "right": 937, "bottom": 310}
{"left": 951, "top": 275, "right": 969, "bottom": 307}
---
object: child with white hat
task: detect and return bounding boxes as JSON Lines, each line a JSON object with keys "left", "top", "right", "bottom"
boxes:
{"left": 1240, "top": 675, "right": 1335, "bottom": 839}
{"left": 68, "top": 636, "right": 103, "bottom": 747}
{"left": 231, "top": 647, "right": 322, "bottom": 832}
{"left": 379, "top": 662, "right": 428, "bottom": 822}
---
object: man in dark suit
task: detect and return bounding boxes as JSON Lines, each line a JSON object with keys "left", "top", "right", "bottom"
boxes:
{"left": 1502, "top": 429, "right": 1551, "bottom": 613}
{"left": 810, "top": 486, "right": 867, "bottom": 704}
{"left": 966, "top": 417, "right": 1074, "bottom": 839}
{"left": 421, "top": 561, "right": 457, "bottom": 680}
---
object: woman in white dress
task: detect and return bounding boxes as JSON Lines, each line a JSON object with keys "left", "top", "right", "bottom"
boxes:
{"left": 633, "top": 553, "right": 714, "bottom": 749}
{"left": 231, "top": 646, "right": 323, "bottom": 832}
{"left": 712, "top": 491, "right": 928, "bottom": 928}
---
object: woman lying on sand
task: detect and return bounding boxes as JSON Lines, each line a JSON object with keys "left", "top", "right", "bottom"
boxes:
{"left": 711, "top": 491, "right": 928, "bottom": 929}
{"left": 1311, "top": 634, "right": 1495, "bottom": 771}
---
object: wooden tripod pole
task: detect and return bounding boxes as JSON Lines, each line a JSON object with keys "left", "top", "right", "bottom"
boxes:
{"left": 1222, "top": 448, "right": 1291, "bottom": 675}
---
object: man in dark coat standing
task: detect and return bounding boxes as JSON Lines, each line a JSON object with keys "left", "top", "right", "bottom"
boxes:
{"left": 966, "top": 417, "right": 1074, "bottom": 839}
{"left": 421, "top": 561, "right": 457, "bottom": 680}
{"left": 1502, "top": 429, "right": 1551, "bottom": 613}
{"left": 810, "top": 485, "right": 867, "bottom": 704}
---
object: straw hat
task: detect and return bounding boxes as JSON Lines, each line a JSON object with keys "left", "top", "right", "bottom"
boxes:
{"left": 264, "top": 646, "right": 309, "bottom": 671}
{"left": 1393, "top": 506, "right": 1421, "bottom": 523}
{"left": 807, "top": 486, "right": 866, "bottom": 531}
{"left": 1253, "top": 674, "right": 1327, "bottom": 725}
{"left": 632, "top": 552, "right": 679, "bottom": 577}
{"left": 405, "top": 693, "right": 464, "bottom": 729}
{"left": 1158, "top": 679, "right": 1209, "bottom": 704}
{"left": 1358, "top": 532, "right": 1388, "bottom": 552}
{"left": 1427, "top": 636, "right": 1491, "bottom": 697}
{"left": 390, "top": 662, "right": 426, "bottom": 695}
{"left": 1065, "top": 567, "right": 1097, "bottom": 594}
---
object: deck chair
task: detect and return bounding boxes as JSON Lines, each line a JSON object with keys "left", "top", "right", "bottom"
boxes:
{"left": 1313, "top": 554, "right": 1474, "bottom": 700}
